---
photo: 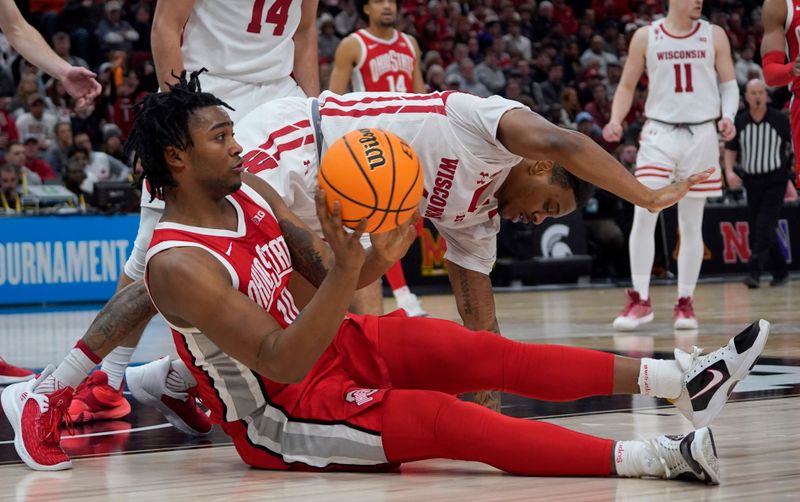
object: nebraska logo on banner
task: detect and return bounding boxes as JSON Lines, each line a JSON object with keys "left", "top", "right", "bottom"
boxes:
{"left": 720, "top": 221, "right": 751, "bottom": 264}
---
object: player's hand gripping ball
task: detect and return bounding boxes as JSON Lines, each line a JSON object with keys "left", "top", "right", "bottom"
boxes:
{"left": 318, "top": 128, "right": 423, "bottom": 234}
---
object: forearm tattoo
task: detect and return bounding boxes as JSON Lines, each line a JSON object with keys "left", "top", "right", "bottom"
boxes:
{"left": 83, "top": 281, "right": 157, "bottom": 353}
{"left": 279, "top": 218, "right": 329, "bottom": 288}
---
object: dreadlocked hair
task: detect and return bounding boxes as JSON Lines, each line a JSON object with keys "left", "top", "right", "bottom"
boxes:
{"left": 125, "top": 68, "right": 232, "bottom": 202}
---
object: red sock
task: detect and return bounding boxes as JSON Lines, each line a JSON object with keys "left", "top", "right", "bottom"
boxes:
{"left": 384, "top": 261, "right": 407, "bottom": 291}
{"left": 377, "top": 316, "right": 614, "bottom": 400}
{"left": 381, "top": 389, "right": 613, "bottom": 476}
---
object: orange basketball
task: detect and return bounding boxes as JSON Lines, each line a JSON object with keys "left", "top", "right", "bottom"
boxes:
{"left": 318, "top": 128, "right": 423, "bottom": 234}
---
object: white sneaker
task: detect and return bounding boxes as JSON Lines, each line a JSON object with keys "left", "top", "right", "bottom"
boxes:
{"left": 396, "top": 292, "right": 428, "bottom": 317}
{"left": 126, "top": 357, "right": 212, "bottom": 436}
{"left": 648, "top": 427, "right": 720, "bottom": 485}
{"left": 612, "top": 290, "right": 653, "bottom": 331}
{"left": 672, "top": 320, "right": 769, "bottom": 428}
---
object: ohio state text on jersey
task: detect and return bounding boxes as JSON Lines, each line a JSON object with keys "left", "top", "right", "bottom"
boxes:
{"left": 351, "top": 29, "right": 417, "bottom": 92}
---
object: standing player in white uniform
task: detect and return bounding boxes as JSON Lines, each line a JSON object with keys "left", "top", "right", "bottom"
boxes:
{"left": 603, "top": 0, "right": 737, "bottom": 331}
{"left": 328, "top": 0, "right": 427, "bottom": 318}
{"left": 65, "top": 0, "right": 321, "bottom": 431}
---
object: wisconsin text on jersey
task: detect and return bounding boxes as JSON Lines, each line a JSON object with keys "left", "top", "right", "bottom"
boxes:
{"left": 655, "top": 49, "right": 708, "bottom": 60}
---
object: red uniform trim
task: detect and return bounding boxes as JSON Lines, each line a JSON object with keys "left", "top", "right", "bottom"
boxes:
{"left": 320, "top": 104, "right": 446, "bottom": 117}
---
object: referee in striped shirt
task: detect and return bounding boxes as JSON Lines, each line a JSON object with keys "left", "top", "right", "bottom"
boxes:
{"left": 723, "top": 79, "right": 791, "bottom": 288}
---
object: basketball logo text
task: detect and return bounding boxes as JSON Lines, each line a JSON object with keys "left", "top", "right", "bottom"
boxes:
{"left": 357, "top": 129, "right": 386, "bottom": 171}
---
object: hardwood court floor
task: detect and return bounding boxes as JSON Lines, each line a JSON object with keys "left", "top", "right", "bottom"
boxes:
{"left": 0, "top": 280, "right": 798, "bottom": 501}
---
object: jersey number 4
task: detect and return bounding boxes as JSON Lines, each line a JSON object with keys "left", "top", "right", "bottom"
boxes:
{"left": 673, "top": 63, "right": 694, "bottom": 93}
{"left": 247, "top": 0, "right": 292, "bottom": 36}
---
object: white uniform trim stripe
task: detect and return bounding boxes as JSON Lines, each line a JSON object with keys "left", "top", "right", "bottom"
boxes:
{"left": 785, "top": 0, "right": 793, "bottom": 35}
{"left": 239, "top": 183, "right": 275, "bottom": 218}
{"left": 351, "top": 34, "right": 368, "bottom": 92}
{"left": 155, "top": 196, "right": 245, "bottom": 238}
{"left": 244, "top": 406, "right": 388, "bottom": 467}
{"left": 180, "top": 333, "right": 240, "bottom": 422}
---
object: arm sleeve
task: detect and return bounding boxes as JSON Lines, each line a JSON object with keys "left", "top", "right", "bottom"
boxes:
{"left": 762, "top": 51, "right": 796, "bottom": 87}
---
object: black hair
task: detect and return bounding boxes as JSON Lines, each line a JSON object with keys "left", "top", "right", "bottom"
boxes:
{"left": 67, "top": 144, "right": 90, "bottom": 158}
{"left": 124, "top": 69, "right": 231, "bottom": 202}
{"left": 354, "top": 0, "right": 399, "bottom": 22}
{"left": 550, "top": 164, "right": 595, "bottom": 211}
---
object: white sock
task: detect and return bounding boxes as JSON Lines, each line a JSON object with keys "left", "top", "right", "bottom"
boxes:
{"left": 676, "top": 197, "right": 705, "bottom": 299}
{"left": 638, "top": 358, "right": 683, "bottom": 399}
{"left": 37, "top": 346, "right": 97, "bottom": 394}
{"left": 614, "top": 440, "right": 666, "bottom": 478}
{"left": 392, "top": 286, "right": 411, "bottom": 299}
{"left": 101, "top": 346, "right": 136, "bottom": 390}
{"left": 629, "top": 205, "right": 659, "bottom": 300}
{"left": 165, "top": 359, "right": 197, "bottom": 395}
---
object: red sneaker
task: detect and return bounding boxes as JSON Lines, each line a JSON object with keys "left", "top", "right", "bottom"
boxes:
{"left": 674, "top": 296, "right": 699, "bottom": 330}
{"left": 0, "top": 358, "right": 34, "bottom": 385}
{"left": 613, "top": 289, "right": 654, "bottom": 331}
{"left": 68, "top": 370, "right": 131, "bottom": 423}
{"left": 1, "top": 366, "right": 74, "bottom": 470}
{"left": 126, "top": 356, "right": 212, "bottom": 436}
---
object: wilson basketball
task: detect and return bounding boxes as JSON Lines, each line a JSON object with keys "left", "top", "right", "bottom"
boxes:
{"left": 318, "top": 128, "right": 423, "bottom": 234}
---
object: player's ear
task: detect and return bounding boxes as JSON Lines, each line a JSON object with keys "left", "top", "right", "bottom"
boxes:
{"left": 164, "top": 146, "right": 186, "bottom": 172}
{"left": 531, "top": 160, "right": 554, "bottom": 176}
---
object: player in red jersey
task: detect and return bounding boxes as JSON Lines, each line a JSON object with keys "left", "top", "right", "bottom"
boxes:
{"left": 329, "top": 0, "right": 428, "bottom": 319}
{"left": 761, "top": 0, "right": 800, "bottom": 189}
{"left": 2, "top": 72, "right": 769, "bottom": 480}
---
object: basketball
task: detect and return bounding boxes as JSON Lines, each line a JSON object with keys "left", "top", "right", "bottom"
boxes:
{"left": 318, "top": 128, "right": 423, "bottom": 234}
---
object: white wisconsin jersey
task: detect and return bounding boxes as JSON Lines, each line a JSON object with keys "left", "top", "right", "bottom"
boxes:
{"left": 235, "top": 91, "right": 524, "bottom": 274}
{"left": 181, "top": 0, "right": 302, "bottom": 84}
{"left": 645, "top": 19, "right": 720, "bottom": 123}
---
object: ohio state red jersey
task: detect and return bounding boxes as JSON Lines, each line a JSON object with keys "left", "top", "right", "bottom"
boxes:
{"left": 351, "top": 29, "right": 417, "bottom": 92}
{"left": 786, "top": 0, "right": 800, "bottom": 91}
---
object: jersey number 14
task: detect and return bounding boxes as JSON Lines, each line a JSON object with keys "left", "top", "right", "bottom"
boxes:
{"left": 386, "top": 75, "right": 407, "bottom": 92}
{"left": 248, "top": 0, "right": 292, "bottom": 36}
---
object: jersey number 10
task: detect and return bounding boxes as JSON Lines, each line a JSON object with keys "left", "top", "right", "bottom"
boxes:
{"left": 248, "top": 0, "right": 292, "bottom": 36}
{"left": 673, "top": 63, "right": 694, "bottom": 93}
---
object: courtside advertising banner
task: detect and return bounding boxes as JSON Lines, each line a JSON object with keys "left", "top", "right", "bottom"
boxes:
{"left": 0, "top": 215, "right": 138, "bottom": 305}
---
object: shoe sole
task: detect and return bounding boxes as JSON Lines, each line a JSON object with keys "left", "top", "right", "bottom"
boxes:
{"left": 613, "top": 312, "right": 654, "bottom": 331}
{"left": 693, "top": 320, "right": 770, "bottom": 428}
{"left": 0, "top": 374, "right": 35, "bottom": 386}
{"left": 126, "top": 366, "right": 210, "bottom": 437}
{"left": 1, "top": 384, "right": 72, "bottom": 471}
{"left": 674, "top": 318, "right": 698, "bottom": 330}
{"left": 690, "top": 428, "right": 720, "bottom": 485}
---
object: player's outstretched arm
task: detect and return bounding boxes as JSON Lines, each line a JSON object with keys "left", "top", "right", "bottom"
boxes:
{"left": 446, "top": 261, "right": 500, "bottom": 334}
{"left": 497, "top": 108, "right": 711, "bottom": 212}
{"left": 603, "top": 26, "right": 647, "bottom": 142}
{"left": 0, "top": 0, "right": 100, "bottom": 106}
{"left": 293, "top": 0, "right": 321, "bottom": 96}
{"left": 241, "top": 173, "right": 415, "bottom": 288}
{"left": 328, "top": 36, "right": 360, "bottom": 94}
{"left": 152, "top": 0, "right": 194, "bottom": 91}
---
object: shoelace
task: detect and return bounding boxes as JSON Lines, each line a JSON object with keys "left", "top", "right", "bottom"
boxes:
{"left": 674, "top": 299, "right": 694, "bottom": 316}
{"left": 647, "top": 436, "right": 688, "bottom": 479}
{"left": 621, "top": 291, "right": 640, "bottom": 316}
{"left": 42, "top": 396, "right": 74, "bottom": 445}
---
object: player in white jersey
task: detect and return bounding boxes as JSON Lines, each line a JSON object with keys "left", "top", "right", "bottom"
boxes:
{"left": 229, "top": 90, "right": 713, "bottom": 397}
{"left": 65, "top": 0, "right": 321, "bottom": 428}
{"left": 603, "top": 0, "right": 738, "bottom": 331}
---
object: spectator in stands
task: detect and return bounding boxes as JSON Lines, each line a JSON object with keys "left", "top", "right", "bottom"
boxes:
{"left": 425, "top": 64, "right": 446, "bottom": 92}
{"left": 11, "top": 74, "right": 39, "bottom": 115}
{"left": 51, "top": 32, "right": 89, "bottom": 70}
{"left": 73, "top": 132, "right": 129, "bottom": 192}
{"left": 44, "top": 78, "right": 73, "bottom": 123}
{"left": 46, "top": 122, "right": 73, "bottom": 175}
{"left": 553, "top": 0, "right": 578, "bottom": 36}
{"left": 335, "top": 0, "right": 358, "bottom": 38}
{"left": 475, "top": 50, "right": 506, "bottom": 94}
{"left": 22, "top": 137, "right": 55, "bottom": 182}
{"left": 606, "top": 60, "right": 622, "bottom": 97}
{"left": 107, "top": 75, "right": 138, "bottom": 140}
{"left": 4, "top": 141, "right": 41, "bottom": 186}
{"left": 131, "top": 3, "right": 153, "bottom": 53}
{"left": 560, "top": 87, "right": 581, "bottom": 129}
{"left": 580, "top": 35, "right": 619, "bottom": 76}
{"left": 454, "top": 58, "right": 490, "bottom": 97}
{"left": 540, "top": 63, "right": 566, "bottom": 108}
{"left": 95, "top": 1, "right": 140, "bottom": 57}
{"left": 734, "top": 45, "right": 764, "bottom": 87}
{"left": 575, "top": 111, "right": 604, "bottom": 145}
{"left": 0, "top": 92, "right": 18, "bottom": 156}
{"left": 444, "top": 73, "right": 461, "bottom": 91}
{"left": 318, "top": 14, "right": 340, "bottom": 64}
{"left": 585, "top": 83, "right": 611, "bottom": 128}
{"left": 446, "top": 43, "right": 468, "bottom": 76}
{"left": 61, "top": 156, "right": 92, "bottom": 209}
{"left": 514, "top": 59, "right": 535, "bottom": 97}
{"left": 0, "top": 163, "right": 20, "bottom": 213}
{"left": 503, "top": 15, "right": 532, "bottom": 60}
{"left": 533, "top": 1, "right": 555, "bottom": 41}
{"left": 101, "top": 125, "right": 125, "bottom": 163}
{"left": 15, "top": 93, "right": 57, "bottom": 149}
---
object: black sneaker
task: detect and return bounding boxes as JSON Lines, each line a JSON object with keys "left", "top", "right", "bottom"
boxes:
{"left": 770, "top": 274, "right": 789, "bottom": 287}
{"left": 743, "top": 276, "right": 760, "bottom": 289}
{"left": 648, "top": 428, "right": 720, "bottom": 485}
